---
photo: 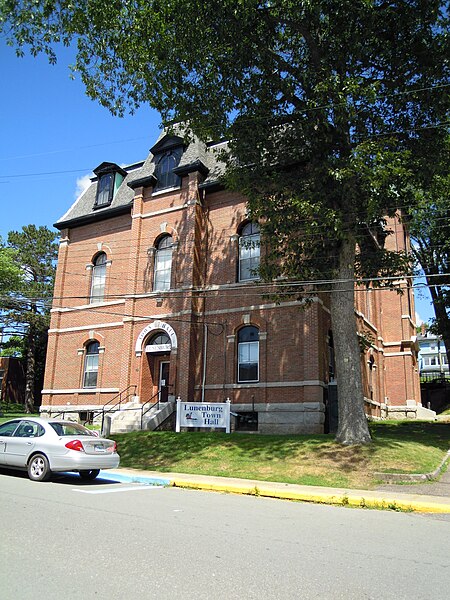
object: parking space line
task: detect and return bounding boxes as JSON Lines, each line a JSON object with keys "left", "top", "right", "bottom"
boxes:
{"left": 73, "top": 485, "right": 164, "bottom": 494}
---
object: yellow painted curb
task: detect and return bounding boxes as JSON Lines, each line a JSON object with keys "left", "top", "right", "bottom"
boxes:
{"left": 170, "top": 479, "right": 450, "bottom": 513}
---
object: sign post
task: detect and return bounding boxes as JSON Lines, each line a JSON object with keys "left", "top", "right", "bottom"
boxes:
{"left": 176, "top": 398, "right": 231, "bottom": 433}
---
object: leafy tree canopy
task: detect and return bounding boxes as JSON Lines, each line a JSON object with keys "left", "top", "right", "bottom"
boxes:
{"left": 2, "top": 1, "right": 449, "bottom": 441}
{"left": 1, "top": 225, "right": 58, "bottom": 410}
{"left": 0, "top": 243, "right": 21, "bottom": 294}
{"left": 407, "top": 136, "right": 450, "bottom": 364}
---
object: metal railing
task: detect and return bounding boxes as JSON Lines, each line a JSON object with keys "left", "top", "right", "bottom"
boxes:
{"left": 97, "top": 384, "right": 137, "bottom": 432}
{"left": 420, "top": 372, "right": 450, "bottom": 384}
{"left": 46, "top": 385, "right": 174, "bottom": 432}
{"left": 140, "top": 390, "right": 161, "bottom": 430}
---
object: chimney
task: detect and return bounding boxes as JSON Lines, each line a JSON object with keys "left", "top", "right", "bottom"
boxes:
{"left": 421, "top": 323, "right": 426, "bottom": 335}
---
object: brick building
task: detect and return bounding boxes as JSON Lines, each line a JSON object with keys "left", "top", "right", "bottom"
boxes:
{"left": 41, "top": 129, "right": 423, "bottom": 433}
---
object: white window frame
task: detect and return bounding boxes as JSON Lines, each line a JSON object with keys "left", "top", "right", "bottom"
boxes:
{"left": 83, "top": 342, "right": 100, "bottom": 388}
{"left": 154, "top": 236, "right": 173, "bottom": 291}
{"left": 237, "top": 326, "right": 260, "bottom": 383}
{"left": 90, "top": 253, "right": 107, "bottom": 303}
{"left": 239, "top": 222, "right": 260, "bottom": 282}
{"left": 423, "top": 356, "right": 438, "bottom": 367}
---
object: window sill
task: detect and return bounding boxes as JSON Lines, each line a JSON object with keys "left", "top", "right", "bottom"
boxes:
{"left": 93, "top": 202, "right": 113, "bottom": 210}
{"left": 152, "top": 186, "right": 181, "bottom": 197}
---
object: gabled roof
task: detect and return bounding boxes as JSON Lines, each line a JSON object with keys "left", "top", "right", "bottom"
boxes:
{"left": 93, "top": 161, "right": 128, "bottom": 177}
{"left": 149, "top": 133, "right": 186, "bottom": 155}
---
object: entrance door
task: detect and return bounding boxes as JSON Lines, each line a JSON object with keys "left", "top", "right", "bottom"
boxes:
{"left": 158, "top": 361, "right": 170, "bottom": 402}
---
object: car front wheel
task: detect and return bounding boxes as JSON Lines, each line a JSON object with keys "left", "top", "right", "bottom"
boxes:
{"left": 79, "top": 469, "right": 100, "bottom": 481}
{"left": 28, "top": 454, "right": 51, "bottom": 482}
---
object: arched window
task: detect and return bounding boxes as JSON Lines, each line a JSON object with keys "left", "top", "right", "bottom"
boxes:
{"left": 95, "top": 172, "right": 114, "bottom": 207}
{"left": 150, "top": 333, "right": 171, "bottom": 346}
{"left": 90, "top": 253, "right": 107, "bottom": 303}
{"left": 154, "top": 236, "right": 173, "bottom": 291}
{"left": 237, "top": 326, "right": 259, "bottom": 383}
{"left": 83, "top": 341, "right": 100, "bottom": 388}
{"left": 154, "top": 149, "right": 182, "bottom": 191}
{"left": 239, "top": 222, "right": 260, "bottom": 282}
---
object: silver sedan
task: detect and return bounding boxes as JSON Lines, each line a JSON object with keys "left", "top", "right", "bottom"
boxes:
{"left": 0, "top": 417, "right": 120, "bottom": 481}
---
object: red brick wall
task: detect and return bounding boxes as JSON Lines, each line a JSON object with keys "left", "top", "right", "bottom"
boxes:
{"left": 43, "top": 171, "right": 421, "bottom": 422}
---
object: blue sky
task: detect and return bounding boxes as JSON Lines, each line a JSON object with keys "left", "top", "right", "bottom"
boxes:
{"left": 0, "top": 43, "right": 435, "bottom": 324}
{"left": 0, "top": 44, "right": 161, "bottom": 237}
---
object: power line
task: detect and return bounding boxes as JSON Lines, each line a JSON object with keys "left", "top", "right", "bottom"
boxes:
{"left": 2, "top": 270, "right": 448, "bottom": 306}
{"left": 0, "top": 136, "right": 150, "bottom": 163}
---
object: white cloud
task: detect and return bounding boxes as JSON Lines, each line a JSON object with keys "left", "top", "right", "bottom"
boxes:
{"left": 74, "top": 173, "right": 93, "bottom": 199}
{"left": 415, "top": 311, "right": 424, "bottom": 326}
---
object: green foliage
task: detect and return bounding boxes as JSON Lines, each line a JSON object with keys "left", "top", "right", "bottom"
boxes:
{"left": 406, "top": 139, "right": 450, "bottom": 363}
{"left": 0, "top": 225, "right": 58, "bottom": 407}
{"left": 3, "top": 225, "right": 58, "bottom": 331}
{"left": 2, "top": 1, "right": 449, "bottom": 440}
{"left": 0, "top": 335, "right": 25, "bottom": 357}
{"left": 0, "top": 244, "right": 21, "bottom": 294}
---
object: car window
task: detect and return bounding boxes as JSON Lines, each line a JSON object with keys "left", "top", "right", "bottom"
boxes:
{"left": 0, "top": 420, "right": 20, "bottom": 437}
{"left": 14, "top": 421, "right": 45, "bottom": 438}
{"left": 50, "top": 422, "right": 95, "bottom": 437}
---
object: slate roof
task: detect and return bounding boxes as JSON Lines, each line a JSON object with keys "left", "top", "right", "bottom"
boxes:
{"left": 54, "top": 128, "right": 228, "bottom": 230}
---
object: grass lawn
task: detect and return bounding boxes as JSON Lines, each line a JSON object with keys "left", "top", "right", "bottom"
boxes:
{"left": 0, "top": 411, "right": 38, "bottom": 425}
{"left": 112, "top": 421, "right": 450, "bottom": 490}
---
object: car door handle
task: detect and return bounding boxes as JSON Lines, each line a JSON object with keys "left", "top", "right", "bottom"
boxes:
{"left": 26, "top": 442, "right": 33, "bottom": 445}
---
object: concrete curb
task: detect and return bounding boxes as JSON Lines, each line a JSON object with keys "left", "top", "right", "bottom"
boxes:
{"left": 374, "top": 450, "right": 450, "bottom": 483}
{"left": 169, "top": 478, "right": 450, "bottom": 513}
{"left": 103, "top": 469, "right": 450, "bottom": 514}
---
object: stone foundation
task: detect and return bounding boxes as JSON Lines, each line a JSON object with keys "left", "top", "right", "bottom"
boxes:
{"left": 381, "top": 400, "right": 436, "bottom": 421}
{"left": 232, "top": 402, "right": 325, "bottom": 434}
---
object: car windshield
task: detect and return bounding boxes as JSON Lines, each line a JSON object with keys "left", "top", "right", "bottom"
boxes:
{"left": 50, "top": 422, "right": 96, "bottom": 437}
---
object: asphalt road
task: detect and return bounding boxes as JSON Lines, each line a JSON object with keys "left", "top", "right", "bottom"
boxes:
{"left": 1, "top": 469, "right": 449, "bottom": 600}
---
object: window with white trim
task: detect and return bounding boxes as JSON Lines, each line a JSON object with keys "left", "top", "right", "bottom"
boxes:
{"left": 154, "top": 236, "right": 173, "bottom": 291}
{"left": 423, "top": 356, "right": 438, "bottom": 367}
{"left": 90, "top": 253, "right": 107, "bottom": 303}
{"left": 239, "top": 222, "right": 260, "bottom": 281}
{"left": 237, "top": 326, "right": 259, "bottom": 383}
{"left": 83, "top": 342, "right": 100, "bottom": 388}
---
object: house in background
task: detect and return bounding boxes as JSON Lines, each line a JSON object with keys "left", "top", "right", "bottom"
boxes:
{"left": 41, "top": 128, "right": 426, "bottom": 433}
{"left": 417, "top": 328, "right": 449, "bottom": 380}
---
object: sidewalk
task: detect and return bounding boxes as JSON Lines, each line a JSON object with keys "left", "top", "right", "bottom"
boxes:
{"left": 375, "top": 458, "right": 450, "bottom": 498}
{"left": 100, "top": 467, "right": 450, "bottom": 514}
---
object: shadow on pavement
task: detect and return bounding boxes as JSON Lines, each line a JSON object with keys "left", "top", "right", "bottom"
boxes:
{"left": 0, "top": 467, "right": 120, "bottom": 486}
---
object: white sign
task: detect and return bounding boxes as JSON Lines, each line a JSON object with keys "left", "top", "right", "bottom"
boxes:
{"left": 176, "top": 400, "right": 231, "bottom": 433}
{"left": 135, "top": 320, "right": 177, "bottom": 355}
{"left": 145, "top": 344, "right": 172, "bottom": 354}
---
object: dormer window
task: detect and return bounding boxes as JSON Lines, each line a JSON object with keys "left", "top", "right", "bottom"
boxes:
{"left": 154, "top": 148, "right": 182, "bottom": 192}
{"left": 96, "top": 172, "right": 114, "bottom": 207}
{"left": 93, "top": 162, "right": 127, "bottom": 208}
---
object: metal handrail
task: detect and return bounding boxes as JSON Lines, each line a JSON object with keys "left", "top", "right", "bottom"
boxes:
{"left": 47, "top": 384, "right": 173, "bottom": 432}
{"left": 97, "top": 384, "right": 137, "bottom": 432}
{"left": 140, "top": 390, "right": 161, "bottom": 430}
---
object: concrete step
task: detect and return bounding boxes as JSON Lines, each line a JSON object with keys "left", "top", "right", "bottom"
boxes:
{"left": 109, "top": 402, "right": 175, "bottom": 434}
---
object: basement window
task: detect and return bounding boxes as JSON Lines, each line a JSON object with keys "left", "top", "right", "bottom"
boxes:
{"left": 235, "top": 412, "right": 258, "bottom": 432}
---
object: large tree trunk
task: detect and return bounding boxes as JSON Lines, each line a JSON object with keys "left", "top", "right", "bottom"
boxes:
{"left": 24, "top": 328, "right": 35, "bottom": 414}
{"left": 331, "top": 235, "right": 372, "bottom": 445}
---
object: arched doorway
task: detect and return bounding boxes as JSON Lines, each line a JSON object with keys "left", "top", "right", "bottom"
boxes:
{"left": 145, "top": 332, "right": 171, "bottom": 402}
{"left": 135, "top": 321, "right": 177, "bottom": 404}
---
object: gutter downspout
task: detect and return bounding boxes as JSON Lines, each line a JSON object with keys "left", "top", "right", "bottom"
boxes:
{"left": 201, "top": 322, "right": 208, "bottom": 403}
